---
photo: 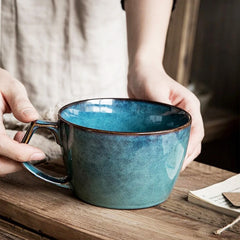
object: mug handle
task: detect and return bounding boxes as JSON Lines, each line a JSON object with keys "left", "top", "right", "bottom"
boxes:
{"left": 22, "top": 120, "right": 71, "bottom": 189}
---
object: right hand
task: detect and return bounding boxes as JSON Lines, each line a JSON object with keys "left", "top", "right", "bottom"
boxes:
{"left": 0, "top": 69, "right": 45, "bottom": 176}
{"left": 127, "top": 62, "right": 204, "bottom": 170}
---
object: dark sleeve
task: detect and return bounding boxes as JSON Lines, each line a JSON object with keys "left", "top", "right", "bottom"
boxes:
{"left": 120, "top": 0, "right": 125, "bottom": 10}
{"left": 121, "top": 0, "right": 177, "bottom": 11}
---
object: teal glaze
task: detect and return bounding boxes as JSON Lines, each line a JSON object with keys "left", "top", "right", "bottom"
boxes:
{"left": 22, "top": 98, "right": 191, "bottom": 209}
{"left": 60, "top": 99, "right": 189, "bottom": 133}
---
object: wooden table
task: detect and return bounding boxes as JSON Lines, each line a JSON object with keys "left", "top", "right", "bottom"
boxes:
{"left": 0, "top": 161, "right": 239, "bottom": 240}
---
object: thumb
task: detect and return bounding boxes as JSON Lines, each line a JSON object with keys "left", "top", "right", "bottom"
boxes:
{"left": 4, "top": 80, "right": 39, "bottom": 122}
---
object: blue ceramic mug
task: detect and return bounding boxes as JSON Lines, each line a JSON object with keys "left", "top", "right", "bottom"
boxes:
{"left": 22, "top": 98, "right": 191, "bottom": 209}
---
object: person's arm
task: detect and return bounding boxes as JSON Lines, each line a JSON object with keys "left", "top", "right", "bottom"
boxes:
{"left": 125, "top": 0, "right": 172, "bottom": 69}
{"left": 124, "top": 0, "right": 204, "bottom": 170}
{"left": 0, "top": 68, "right": 45, "bottom": 176}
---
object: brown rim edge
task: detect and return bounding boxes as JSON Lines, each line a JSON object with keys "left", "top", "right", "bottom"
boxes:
{"left": 58, "top": 98, "right": 192, "bottom": 136}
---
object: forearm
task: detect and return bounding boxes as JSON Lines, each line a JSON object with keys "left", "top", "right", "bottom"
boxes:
{"left": 125, "top": 0, "right": 173, "bottom": 67}
{"left": 124, "top": 1, "right": 204, "bottom": 169}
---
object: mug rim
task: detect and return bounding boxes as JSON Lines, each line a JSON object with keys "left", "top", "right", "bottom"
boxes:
{"left": 58, "top": 98, "right": 192, "bottom": 136}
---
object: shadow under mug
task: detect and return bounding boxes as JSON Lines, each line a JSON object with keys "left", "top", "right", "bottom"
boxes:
{"left": 22, "top": 98, "right": 191, "bottom": 209}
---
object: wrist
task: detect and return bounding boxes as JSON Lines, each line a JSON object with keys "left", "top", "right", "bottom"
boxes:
{"left": 128, "top": 52, "right": 165, "bottom": 73}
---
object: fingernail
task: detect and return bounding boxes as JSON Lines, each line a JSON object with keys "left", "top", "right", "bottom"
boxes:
{"left": 30, "top": 152, "right": 46, "bottom": 161}
{"left": 23, "top": 109, "right": 38, "bottom": 118}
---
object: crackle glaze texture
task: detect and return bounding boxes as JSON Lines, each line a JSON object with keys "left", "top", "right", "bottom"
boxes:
{"left": 59, "top": 99, "right": 191, "bottom": 209}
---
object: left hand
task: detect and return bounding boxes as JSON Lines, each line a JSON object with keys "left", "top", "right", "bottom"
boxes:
{"left": 127, "top": 61, "right": 204, "bottom": 170}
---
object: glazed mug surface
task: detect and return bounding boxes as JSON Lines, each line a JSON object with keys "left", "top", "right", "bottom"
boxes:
{"left": 22, "top": 98, "right": 191, "bottom": 209}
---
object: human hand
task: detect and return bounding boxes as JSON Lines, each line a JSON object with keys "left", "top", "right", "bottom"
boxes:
{"left": 127, "top": 62, "right": 204, "bottom": 170}
{"left": 0, "top": 69, "right": 45, "bottom": 176}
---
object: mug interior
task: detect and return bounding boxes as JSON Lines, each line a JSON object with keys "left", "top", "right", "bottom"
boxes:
{"left": 59, "top": 99, "right": 191, "bottom": 133}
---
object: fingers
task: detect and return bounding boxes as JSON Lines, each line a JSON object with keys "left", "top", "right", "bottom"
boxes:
{"left": 181, "top": 144, "right": 202, "bottom": 171}
{"left": 14, "top": 131, "right": 25, "bottom": 142}
{"left": 1, "top": 76, "right": 39, "bottom": 122}
{"left": 181, "top": 122, "right": 204, "bottom": 170}
{"left": 0, "top": 132, "right": 46, "bottom": 176}
{"left": 170, "top": 84, "right": 204, "bottom": 170}
{"left": 127, "top": 66, "right": 204, "bottom": 170}
{"left": 0, "top": 157, "right": 23, "bottom": 176}
{"left": 186, "top": 98, "right": 204, "bottom": 168}
{"left": 0, "top": 70, "right": 42, "bottom": 176}
{"left": 0, "top": 114, "right": 6, "bottom": 133}
{"left": 0, "top": 133, "right": 45, "bottom": 163}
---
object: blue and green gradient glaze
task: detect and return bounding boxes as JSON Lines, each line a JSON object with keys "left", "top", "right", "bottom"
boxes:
{"left": 23, "top": 98, "right": 191, "bottom": 209}
{"left": 59, "top": 99, "right": 191, "bottom": 209}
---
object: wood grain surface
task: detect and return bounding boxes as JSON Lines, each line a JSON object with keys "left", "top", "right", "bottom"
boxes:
{"left": 0, "top": 161, "right": 239, "bottom": 240}
{"left": 0, "top": 217, "right": 50, "bottom": 240}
